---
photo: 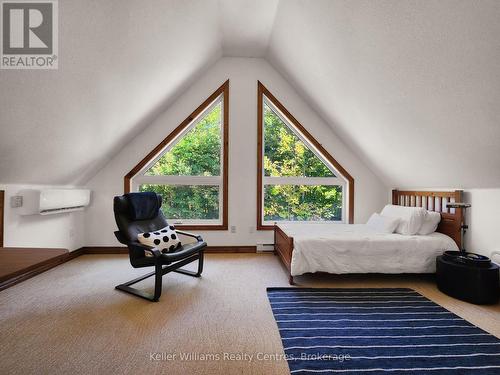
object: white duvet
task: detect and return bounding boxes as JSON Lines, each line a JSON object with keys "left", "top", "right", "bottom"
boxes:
{"left": 277, "top": 223, "right": 459, "bottom": 276}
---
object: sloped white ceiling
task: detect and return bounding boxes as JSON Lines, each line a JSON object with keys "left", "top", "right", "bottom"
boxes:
{"left": 0, "top": 0, "right": 222, "bottom": 185}
{"left": 220, "top": 0, "right": 279, "bottom": 57}
{"left": 1, "top": 0, "right": 499, "bottom": 188}
{"left": 268, "top": 0, "right": 500, "bottom": 188}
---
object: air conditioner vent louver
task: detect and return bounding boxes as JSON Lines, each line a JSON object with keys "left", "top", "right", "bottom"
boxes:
{"left": 40, "top": 206, "right": 86, "bottom": 215}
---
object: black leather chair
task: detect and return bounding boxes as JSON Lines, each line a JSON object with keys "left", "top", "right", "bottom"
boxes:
{"left": 113, "top": 192, "right": 206, "bottom": 302}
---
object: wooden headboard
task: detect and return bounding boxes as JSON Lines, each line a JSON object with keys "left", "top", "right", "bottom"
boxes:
{"left": 392, "top": 189, "right": 463, "bottom": 249}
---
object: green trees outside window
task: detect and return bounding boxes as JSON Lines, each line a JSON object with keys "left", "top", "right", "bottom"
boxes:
{"left": 264, "top": 185, "right": 342, "bottom": 222}
{"left": 146, "top": 104, "right": 221, "bottom": 177}
{"left": 263, "top": 102, "right": 343, "bottom": 222}
{"left": 139, "top": 102, "right": 222, "bottom": 221}
{"left": 139, "top": 184, "right": 219, "bottom": 220}
{"left": 264, "top": 103, "right": 334, "bottom": 178}
{"left": 138, "top": 92, "right": 343, "bottom": 223}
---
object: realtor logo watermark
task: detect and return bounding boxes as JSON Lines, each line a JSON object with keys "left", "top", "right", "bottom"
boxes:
{"left": 1, "top": 0, "right": 58, "bottom": 69}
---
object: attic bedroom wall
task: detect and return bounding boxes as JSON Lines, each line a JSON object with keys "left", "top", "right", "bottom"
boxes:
{"left": 84, "top": 57, "right": 388, "bottom": 247}
{"left": 465, "top": 189, "right": 500, "bottom": 259}
{"left": 0, "top": 184, "right": 85, "bottom": 251}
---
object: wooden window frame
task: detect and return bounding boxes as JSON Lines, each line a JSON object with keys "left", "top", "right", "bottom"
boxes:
{"left": 257, "top": 81, "right": 354, "bottom": 230}
{"left": 124, "top": 80, "right": 229, "bottom": 231}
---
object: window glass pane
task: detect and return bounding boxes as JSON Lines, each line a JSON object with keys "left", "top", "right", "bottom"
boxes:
{"left": 264, "top": 103, "right": 335, "bottom": 178}
{"left": 139, "top": 184, "right": 219, "bottom": 220}
{"left": 146, "top": 102, "right": 222, "bottom": 176}
{"left": 264, "top": 184, "right": 342, "bottom": 221}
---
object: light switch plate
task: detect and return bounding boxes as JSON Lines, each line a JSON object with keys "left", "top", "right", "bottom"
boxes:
{"left": 10, "top": 195, "right": 23, "bottom": 208}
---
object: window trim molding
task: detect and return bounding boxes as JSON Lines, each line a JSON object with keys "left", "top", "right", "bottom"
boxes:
{"left": 124, "top": 80, "right": 229, "bottom": 231}
{"left": 257, "top": 81, "right": 354, "bottom": 230}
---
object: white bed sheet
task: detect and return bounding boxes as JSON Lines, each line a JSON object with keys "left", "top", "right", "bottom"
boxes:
{"left": 277, "top": 223, "right": 459, "bottom": 276}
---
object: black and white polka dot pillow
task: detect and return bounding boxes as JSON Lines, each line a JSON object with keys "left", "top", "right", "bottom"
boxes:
{"left": 137, "top": 225, "right": 181, "bottom": 256}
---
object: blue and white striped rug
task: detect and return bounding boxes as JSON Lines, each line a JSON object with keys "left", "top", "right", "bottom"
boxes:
{"left": 267, "top": 288, "right": 500, "bottom": 374}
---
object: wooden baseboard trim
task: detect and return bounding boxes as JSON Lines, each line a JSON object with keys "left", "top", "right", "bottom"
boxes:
{"left": 205, "top": 246, "right": 256, "bottom": 253}
{"left": 0, "top": 248, "right": 84, "bottom": 291}
{"left": 0, "top": 245, "right": 257, "bottom": 291}
{"left": 81, "top": 246, "right": 257, "bottom": 254}
{"left": 83, "top": 246, "right": 128, "bottom": 254}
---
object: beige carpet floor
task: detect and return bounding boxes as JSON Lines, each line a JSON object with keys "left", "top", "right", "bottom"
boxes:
{"left": 0, "top": 253, "right": 499, "bottom": 375}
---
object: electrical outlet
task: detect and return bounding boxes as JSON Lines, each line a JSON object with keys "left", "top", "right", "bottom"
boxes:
{"left": 249, "top": 226, "right": 255, "bottom": 233}
{"left": 69, "top": 228, "right": 75, "bottom": 238}
{"left": 230, "top": 225, "right": 236, "bottom": 233}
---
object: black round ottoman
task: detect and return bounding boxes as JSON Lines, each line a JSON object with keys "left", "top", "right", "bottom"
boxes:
{"left": 436, "top": 254, "right": 499, "bottom": 305}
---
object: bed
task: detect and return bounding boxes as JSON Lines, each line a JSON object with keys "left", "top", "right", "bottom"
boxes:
{"left": 274, "top": 190, "right": 463, "bottom": 284}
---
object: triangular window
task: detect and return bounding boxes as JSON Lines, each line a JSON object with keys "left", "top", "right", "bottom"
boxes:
{"left": 125, "top": 81, "right": 229, "bottom": 229}
{"left": 146, "top": 102, "right": 222, "bottom": 177}
{"left": 257, "top": 82, "right": 354, "bottom": 228}
{"left": 264, "top": 102, "right": 335, "bottom": 178}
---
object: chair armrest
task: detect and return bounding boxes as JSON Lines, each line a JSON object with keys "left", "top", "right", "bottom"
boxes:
{"left": 128, "top": 241, "right": 162, "bottom": 258}
{"left": 114, "top": 231, "right": 128, "bottom": 245}
{"left": 162, "top": 240, "right": 207, "bottom": 262}
{"left": 176, "top": 230, "right": 204, "bottom": 242}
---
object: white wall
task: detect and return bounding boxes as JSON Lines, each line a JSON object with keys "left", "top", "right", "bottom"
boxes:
{"left": 84, "top": 58, "right": 387, "bottom": 247}
{"left": 464, "top": 189, "right": 500, "bottom": 259}
{"left": 1, "top": 184, "right": 85, "bottom": 251}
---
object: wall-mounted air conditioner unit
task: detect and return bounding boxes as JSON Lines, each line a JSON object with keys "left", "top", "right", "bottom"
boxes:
{"left": 18, "top": 189, "right": 91, "bottom": 215}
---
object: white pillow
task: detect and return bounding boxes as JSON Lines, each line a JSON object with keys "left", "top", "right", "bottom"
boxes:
{"left": 418, "top": 211, "right": 441, "bottom": 235}
{"left": 137, "top": 225, "right": 181, "bottom": 257}
{"left": 380, "top": 204, "right": 427, "bottom": 235}
{"left": 366, "top": 213, "right": 400, "bottom": 233}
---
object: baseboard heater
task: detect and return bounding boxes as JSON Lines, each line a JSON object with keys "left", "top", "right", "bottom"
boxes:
{"left": 257, "top": 243, "right": 275, "bottom": 253}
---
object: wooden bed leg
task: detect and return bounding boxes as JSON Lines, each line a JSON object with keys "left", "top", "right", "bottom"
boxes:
{"left": 288, "top": 274, "right": 294, "bottom": 285}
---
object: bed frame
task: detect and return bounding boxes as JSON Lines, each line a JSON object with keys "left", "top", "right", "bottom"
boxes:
{"left": 274, "top": 189, "right": 464, "bottom": 284}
